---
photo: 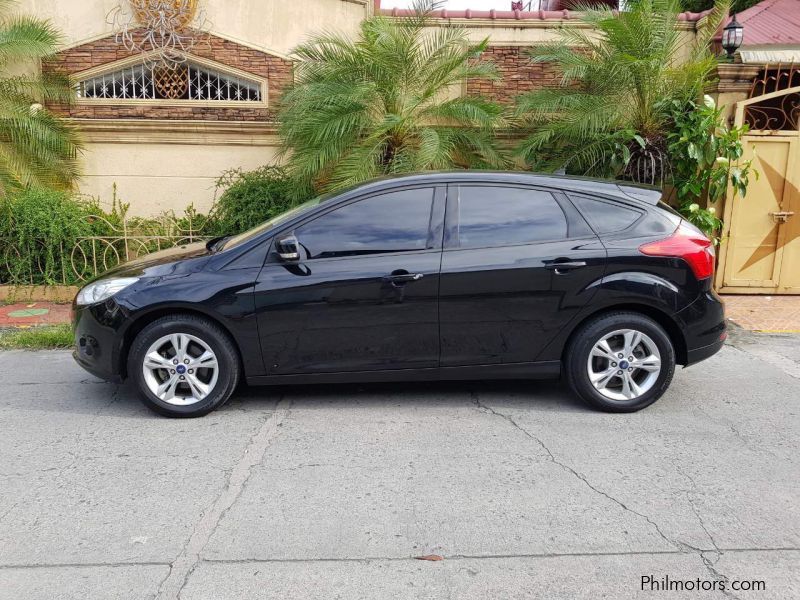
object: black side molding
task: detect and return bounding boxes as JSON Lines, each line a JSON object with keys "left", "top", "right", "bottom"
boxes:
{"left": 247, "top": 361, "right": 561, "bottom": 386}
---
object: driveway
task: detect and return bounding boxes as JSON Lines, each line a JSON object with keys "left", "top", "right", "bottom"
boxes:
{"left": 0, "top": 328, "right": 798, "bottom": 599}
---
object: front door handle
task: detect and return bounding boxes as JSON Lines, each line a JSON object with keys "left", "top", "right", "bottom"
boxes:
{"left": 545, "top": 260, "right": 587, "bottom": 274}
{"left": 382, "top": 271, "right": 424, "bottom": 286}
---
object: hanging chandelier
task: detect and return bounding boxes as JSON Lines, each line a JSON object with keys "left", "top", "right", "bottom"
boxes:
{"left": 107, "top": 0, "right": 209, "bottom": 68}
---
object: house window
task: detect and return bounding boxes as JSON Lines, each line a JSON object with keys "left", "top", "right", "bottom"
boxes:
{"left": 76, "top": 61, "right": 263, "bottom": 102}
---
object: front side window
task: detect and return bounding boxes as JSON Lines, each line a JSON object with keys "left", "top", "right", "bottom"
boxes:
{"left": 220, "top": 197, "right": 325, "bottom": 252}
{"left": 296, "top": 188, "right": 434, "bottom": 259}
{"left": 456, "top": 186, "right": 568, "bottom": 248}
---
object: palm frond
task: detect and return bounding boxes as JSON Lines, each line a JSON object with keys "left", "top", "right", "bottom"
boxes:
{"left": 0, "top": 15, "right": 62, "bottom": 67}
{"left": 0, "top": 5, "right": 81, "bottom": 194}
{"left": 0, "top": 71, "right": 74, "bottom": 104}
{"left": 0, "top": 100, "right": 82, "bottom": 190}
{"left": 280, "top": 2, "right": 504, "bottom": 193}
{"left": 514, "top": 0, "right": 727, "bottom": 178}
{"left": 421, "top": 96, "right": 504, "bottom": 128}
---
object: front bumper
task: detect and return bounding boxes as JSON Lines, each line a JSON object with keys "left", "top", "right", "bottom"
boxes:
{"left": 72, "top": 299, "right": 128, "bottom": 382}
{"left": 73, "top": 349, "right": 123, "bottom": 383}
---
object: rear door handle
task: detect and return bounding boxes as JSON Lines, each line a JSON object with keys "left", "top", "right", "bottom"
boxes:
{"left": 545, "top": 261, "right": 587, "bottom": 273}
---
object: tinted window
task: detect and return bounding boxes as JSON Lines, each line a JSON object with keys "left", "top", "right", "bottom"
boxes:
{"left": 570, "top": 195, "right": 641, "bottom": 233}
{"left": 457, "top": 186, "right": 567, "bottom": 248}
{"left": 296, "top": 188, "right": 433, "bottom": 259}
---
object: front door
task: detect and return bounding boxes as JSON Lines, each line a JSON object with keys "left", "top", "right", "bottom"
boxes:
{"left": 439, "top": 184, "right": 606, "bottom": 366}
{"left": 255, "top": 186, "right": 444, "bottom": 374}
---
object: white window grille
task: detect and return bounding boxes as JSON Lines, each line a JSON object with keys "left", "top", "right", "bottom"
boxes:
{"left": 76, "top": 61, "right": 262, "bottom": 102}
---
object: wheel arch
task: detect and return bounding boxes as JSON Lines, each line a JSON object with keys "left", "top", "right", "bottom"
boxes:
{"left": 561, "top": 304, "right": 688, "bottom": 366}
{"left": 119, "top": 307, "right": 245, "bottom": 379}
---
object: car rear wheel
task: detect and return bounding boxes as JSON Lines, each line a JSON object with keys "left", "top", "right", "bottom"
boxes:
{"left": 565, "top": 312, "right": 676, "bottom": 412}
{"left": 128, "top": 315, "right": 240, "bottom": 417}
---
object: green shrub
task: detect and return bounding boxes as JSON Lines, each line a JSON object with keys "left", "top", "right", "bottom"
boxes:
{"left": 0, "top": 189, "right": 110, "bottom": 284}
{"left": 0, "top": 188, "right": 216, "bottom": 285}
{"left": 664, "top": 96, "right": 756, "bottom": 240}
{"left": 209, "top": 166, "right": 300, "bottom": 235}
{"left": 0, "top": 167, "right": 301, "bottom": 286}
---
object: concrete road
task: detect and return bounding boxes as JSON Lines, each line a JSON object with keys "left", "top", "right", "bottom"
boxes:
{"left": 0, "top": 329, "right": 798, "bottom": 599}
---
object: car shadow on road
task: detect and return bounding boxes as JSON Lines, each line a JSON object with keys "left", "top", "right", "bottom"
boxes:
{"left": 227, "top": 378, "right": 588, "bottom": 414}
{"left": 45, "top": 376, "right": 587, "bottom": 419}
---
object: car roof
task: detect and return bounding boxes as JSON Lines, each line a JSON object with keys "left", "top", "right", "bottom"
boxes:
{"left": 345, "top": 171, "right": 663, "bottom": 205}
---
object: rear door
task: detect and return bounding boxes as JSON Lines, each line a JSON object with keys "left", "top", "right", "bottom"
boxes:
{"left": 255, "top": 185, "right": 445, "bottom": 375}
{"left": 439, "top": 184, "right": 606, "bottom": 367}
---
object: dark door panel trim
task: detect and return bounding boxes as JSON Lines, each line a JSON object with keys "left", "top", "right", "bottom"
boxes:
{"left": 246, "top": 360, "right": 561, "bottom": 386}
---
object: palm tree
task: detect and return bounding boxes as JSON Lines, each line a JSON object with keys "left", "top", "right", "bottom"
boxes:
{"left": 514, "top": 0, "right": 728, "bottom": 184}
{"left": 0, "top": 0, "right": 81, "bottom": 194}
{"left": 278, "top": 0, "right": 505, "bottom": 195}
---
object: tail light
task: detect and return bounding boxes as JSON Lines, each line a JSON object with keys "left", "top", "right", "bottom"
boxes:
{"left": 639, "top": 222, "right": 715, "bottom": 280}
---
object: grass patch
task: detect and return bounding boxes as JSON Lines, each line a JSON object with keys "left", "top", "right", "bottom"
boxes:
{"left": 0, "top": 324, "right": 73, "bottom": 350}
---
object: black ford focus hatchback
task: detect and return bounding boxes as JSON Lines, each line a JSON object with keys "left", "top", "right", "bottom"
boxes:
{"left": 73, "top": 172, "right": 726, "bottom": 417}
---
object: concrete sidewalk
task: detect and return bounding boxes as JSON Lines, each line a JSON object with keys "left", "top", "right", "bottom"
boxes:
{"left": 0, "top": 302, "right": 71, "bottom": 327}
{"left": 722, "top": 295, "right": 800, "bottom": 333}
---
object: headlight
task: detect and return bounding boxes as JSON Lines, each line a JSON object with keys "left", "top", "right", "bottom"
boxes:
{"left": 76, "top": 277, "right": 139, "bottom": 306}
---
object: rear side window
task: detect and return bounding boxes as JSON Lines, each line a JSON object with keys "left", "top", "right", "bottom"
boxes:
{"left": 296, "top": 188, "right": 434, "bottom": 259}
{"left": 456, "top": 186, "right": 568, "bottom": 248}
{"left": 570, "top": 195, "right": 641, "bottom": 234}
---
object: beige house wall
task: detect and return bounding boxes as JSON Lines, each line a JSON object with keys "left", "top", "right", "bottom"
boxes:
{"left": 17, "top": 0, "right": 370, "bottom": 58}
{"left": 77, "top": 120, "right": 282, "bottom": 215}
{"left": 80, "top": 145, "right": 279, "bottom": 216}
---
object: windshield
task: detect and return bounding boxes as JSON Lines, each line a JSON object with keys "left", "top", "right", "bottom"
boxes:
{"left": 218, "top": 196, "right": 324, "bottom": 251}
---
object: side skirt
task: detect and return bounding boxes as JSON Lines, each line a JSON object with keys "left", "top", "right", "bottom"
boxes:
{"left": 246, "top": 361, "right": 561, "bottom": 386}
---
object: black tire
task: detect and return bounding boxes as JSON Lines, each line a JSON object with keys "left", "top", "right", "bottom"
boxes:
{"left": 127, "top": 314, "right": 241, "bottom": 418}
{"left": 565, "top": 311, "right": 676, "bottom": 413}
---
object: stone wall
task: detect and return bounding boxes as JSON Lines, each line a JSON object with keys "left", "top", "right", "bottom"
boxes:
{"left": 468, "top": 46, "right": 562, "bottom": 103}
{"left": 43, "top": 31, "right": 293, "bottom": 121}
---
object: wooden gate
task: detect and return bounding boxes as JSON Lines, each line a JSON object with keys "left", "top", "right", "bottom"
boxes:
{"left": 717, "top": 84, "right": 800, "bottom": 294}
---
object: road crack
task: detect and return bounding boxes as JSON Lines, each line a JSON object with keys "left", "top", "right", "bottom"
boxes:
{"left": 672, "top": 462, "right": 742, "bottom": 600}
{"left": 154, "top": 397, "right": 290, "bottom": 600}
{"left": 471, "top": 394, "right": 679, "bottom": 552}
{"left": 473, "top": 394, "right": 752, "bottom": 598}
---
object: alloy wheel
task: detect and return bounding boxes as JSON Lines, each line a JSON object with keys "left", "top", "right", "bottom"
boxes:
{"left": 586, "top": 328, "right": 661, "bottom": 401}
{"left": 141, "top": 333, "right": 219, "bottom": 406}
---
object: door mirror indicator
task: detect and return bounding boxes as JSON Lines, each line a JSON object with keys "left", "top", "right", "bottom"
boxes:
{"left": 276, "top": 235, "right": 300, "bottom": 262}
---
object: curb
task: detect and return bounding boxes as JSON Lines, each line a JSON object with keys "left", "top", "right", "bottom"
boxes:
{"left": 0, "top": 285, "right": 78, "bottom": 304}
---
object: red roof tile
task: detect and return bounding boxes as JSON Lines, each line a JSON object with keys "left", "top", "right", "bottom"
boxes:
{"left": 374, "top": 1, "right": 713, "bottom": 22}
{"left": 730, "top": 0, "right": 800, "bottom": 46}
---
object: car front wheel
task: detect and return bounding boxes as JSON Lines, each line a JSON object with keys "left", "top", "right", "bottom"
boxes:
{"left": 565, "top": 312, "right": 676, "bottom": 412}
{"left": 128, "top": 315, "right": 240, "bottom": 417}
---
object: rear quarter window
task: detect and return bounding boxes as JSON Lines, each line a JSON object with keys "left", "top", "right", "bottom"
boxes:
{"left": 569, "top": 195, "right": 642, "bottom": 234}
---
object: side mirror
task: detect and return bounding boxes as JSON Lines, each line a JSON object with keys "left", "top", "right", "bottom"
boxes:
{"left": 276, "top": 234, "right": 300, "bottom": 262}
